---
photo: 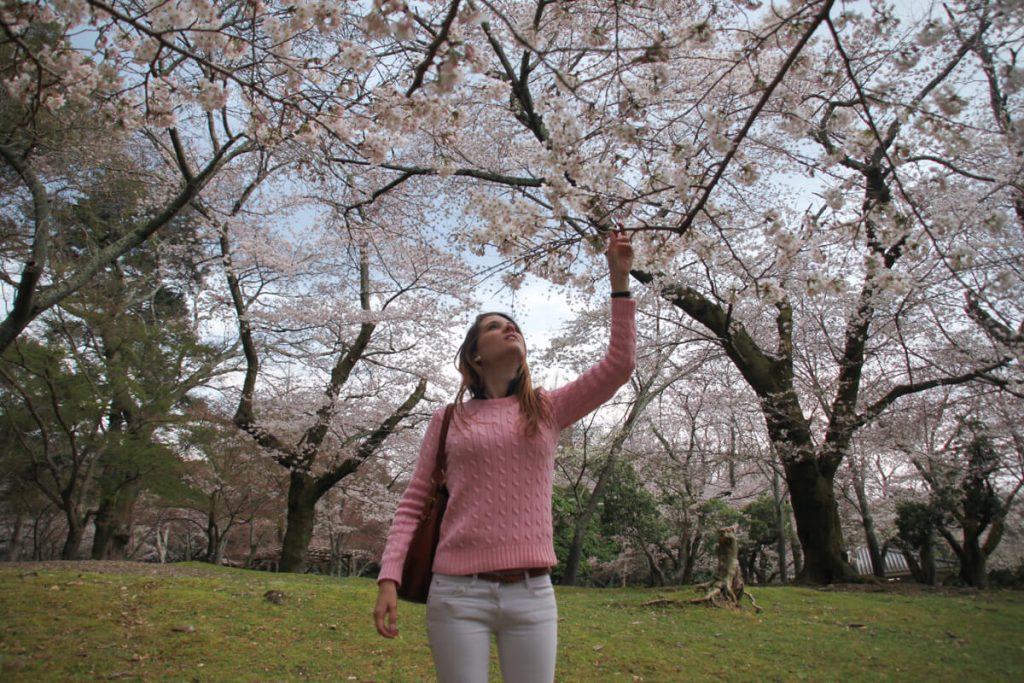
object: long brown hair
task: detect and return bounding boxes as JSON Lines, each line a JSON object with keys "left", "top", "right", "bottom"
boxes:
{"left": 453, "top": 312, "right": 550, "bottom": 436}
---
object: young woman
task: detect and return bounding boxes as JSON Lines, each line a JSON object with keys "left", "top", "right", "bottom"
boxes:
{"left": 374, "top": 231, "right": 635, "bottom": 683}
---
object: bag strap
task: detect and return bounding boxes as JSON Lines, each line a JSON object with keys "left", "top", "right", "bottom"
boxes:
{"left": 434, "top": 404, "right": 455, "bottom": 483}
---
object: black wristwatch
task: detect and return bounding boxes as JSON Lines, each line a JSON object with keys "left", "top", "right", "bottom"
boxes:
{"left": 611, "top": 291, "right": 631, "bottom": 298}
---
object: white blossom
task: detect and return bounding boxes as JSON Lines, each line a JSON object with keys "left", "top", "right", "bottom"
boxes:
{"left": 916, "top": 21, "right": 946, "bottom": 47}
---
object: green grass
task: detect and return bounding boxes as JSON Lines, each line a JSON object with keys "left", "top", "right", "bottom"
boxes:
{"left": 1, "top": 563, "right": 1023, "bottom": 682}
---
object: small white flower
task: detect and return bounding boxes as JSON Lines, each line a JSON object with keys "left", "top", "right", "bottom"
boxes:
{"left": 824, "top": 188, "right": 845, "bottom": 211}
{"left": 934, "top": 87, "right": 965, "bottom": 117}
{"left": 196, "top": 80, "right": 227, "bottom": 111}
{"left": 738, "top": 163, "right": 759, "bottom": 185}
{"left": 916, "top": 21, "right": 945, "bottom": 47}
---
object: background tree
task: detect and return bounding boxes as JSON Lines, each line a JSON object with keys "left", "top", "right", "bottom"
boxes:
{"left": 914, "top": 417, "right": 1023, "bottom": 587}
{"left": 160, "top": 418, "right": 280, "bottom": 566}
{"left": 842, "top": 444, "right": 889, "bottom": 578}
{"left": 597, "top": 457, "right": 669, "bottom": 586}
{"left": 739, "top": 494, "right": 787, "bottom": 584}
{"left": 895, "top": 499, "right": 942, "bottom": 585}
{"left": 219, "top": 183, "right": 474, "bottom": 571}
{"left": 551, "top": 301, "right": 680, "bottom": 585}
{"left": 0, "top": 337, "right": 106, "bottom": 558}
{"left": 51, "top": 165, "right": 233, "bottom": 560}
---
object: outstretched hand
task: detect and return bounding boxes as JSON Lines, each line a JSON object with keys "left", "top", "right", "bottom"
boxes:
{"left": 606, "top": 229, "right": 633, "bottom": 293}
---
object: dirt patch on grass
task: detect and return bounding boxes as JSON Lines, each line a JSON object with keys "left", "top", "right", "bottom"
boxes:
{"left": 1, "top": 560, "right": 228, "bottom": 578}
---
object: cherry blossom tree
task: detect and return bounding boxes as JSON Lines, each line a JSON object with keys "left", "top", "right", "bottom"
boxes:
{"left": 0, "top": 0, "right": 430, "bottom": 352}
{"left": 339, "top": 0, "right": 1023, "bottom": 584}
{"left": 143, "top": 412, "right": 284, "bottom": 566}
{"left": 217, "top": 173, "right": 475, "bottom": 571}
{"left": 886, "top": 388, "right": 1024, "bottom": 586}
{"left": 547, "top": 296, "right": 687, "bottom": 585}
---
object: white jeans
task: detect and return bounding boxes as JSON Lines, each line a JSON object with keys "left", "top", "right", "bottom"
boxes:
{"left": 425, "top": 573, "right": 558, "bottom": 683}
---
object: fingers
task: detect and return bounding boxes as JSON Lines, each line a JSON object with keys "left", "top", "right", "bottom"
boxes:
{"left": 374, "top": 594, "right": 399, "bottom": 638}
{"left": 387, "top": 604, "right": 398, "bottom": 637}
{"left": 605, "top": 228, "right": 632, "bottom": 250}
{"left": 374, "top": 608, "right": 395, "bottom": 638}
{"left": 605, "top": 230, "right": 633, "bottom": 264}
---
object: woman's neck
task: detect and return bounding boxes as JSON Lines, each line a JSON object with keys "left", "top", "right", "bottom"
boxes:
{"left": 480, "top": 364, "right": 520, "bottom": 399}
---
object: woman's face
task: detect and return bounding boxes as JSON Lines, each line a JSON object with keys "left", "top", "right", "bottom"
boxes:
{"left": 473, "top": 314, "right": 525, "bottom": 366}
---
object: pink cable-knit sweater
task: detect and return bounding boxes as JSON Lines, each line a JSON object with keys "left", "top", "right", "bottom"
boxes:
{"left": 378, "top": 298, "right": 636, "bottom": 583}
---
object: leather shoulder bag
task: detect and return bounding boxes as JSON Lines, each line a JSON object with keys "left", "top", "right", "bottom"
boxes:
{"left": 397, "top": 403, "right": 454, "bottom": 603}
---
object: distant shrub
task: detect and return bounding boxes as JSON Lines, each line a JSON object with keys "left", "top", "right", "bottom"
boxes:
{"left": 987, "top": 565, "right": 1024, "bottom": 589}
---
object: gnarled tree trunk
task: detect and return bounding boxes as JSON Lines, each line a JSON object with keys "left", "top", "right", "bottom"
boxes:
{"left": 688, "top": 527, "right": 760, "bottom": 612}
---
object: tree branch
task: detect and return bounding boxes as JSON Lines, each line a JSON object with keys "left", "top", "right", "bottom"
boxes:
{"left": 314, "top": 377, "right": 428, "bottom": 498}
{"left": 632, "top": 270, "right": 782, "bottom": 398}
{"left": 855, "top": 362, "right": 1010, "bottom": 430}
{"left": 406, "top": 0, "right": 462, "bottom": 97}
{"left": 0, "top": 136, "right": 254, "bottom": 355}
{"left": 297, "top": 247, "right": 377, "bottom": 456}
{"left": 673, "top": 0, "right": 837, "bottom": 235}
{"left": 0, "top": 144, "right": 51, "bottom": 354}
{"left": 219, "top": 205, "right": 301, "bottom": 468}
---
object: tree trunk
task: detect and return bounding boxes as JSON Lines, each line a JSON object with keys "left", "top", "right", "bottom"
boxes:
{"left": 61, "top": 514, "right": 84, "bottom": 560}
{"left": 213, "top": 532, "right": 232, "bottom": 566}
{"left": 204, "top": 492, "right": 228, "bottom": 565}
{"left": 901, "top": 548, "right": 926, "bottom": 583}
{"left": 681, "top": 515, "right": 704, "bottom": 584}
{"left": 278, "top": 471, "right": 319, "bottom": 573}
{"left": 770, "top": 473, "right": 786, "bottom": 585}
{"left": 783, "top": 457, "right": 855, "bottom": 584}
{"left": 920, "top": 534, "right": 937, "bottom": 586}
{"left": 775, "top": 532, "right": 788, "bottom": 584}
{"left": 689, "top": 527, "right": 756, "bottom": 610}
{"left": 960, "top": 531, "right": 988, "bottom": 588}
{"left": 274, "top": 381, "right": 426, "bottom": 573}
{"left": 788, "top": 511, "right": 803, "bottom": 579}
{"left": 562, "top": 528, "right": 586, "bottom": 585}
{"left": 156, "top": 525, "right": 169, "bottom": 563}
{"left": 852, "top": 465, "right": 885, "bottom": 577}
{"left": 759, "top": 387, "right": 854, "bottom": 584}
{"left": 641, "top": 543, "right": 665, "bottom": 587}
{"left": 91, "top": 479, "right": 141, "bottom": 560}
{"left": 741, "top": 547, "right": 757, "bottom": 584}
{"left": 562, "top": 455, "right": 617, "bottom": 586}
{"left": 206, "top": 519, "right": 222, "bottom": 565}
{"left": 7, "top": 512, "right": 24, "bottom": 561}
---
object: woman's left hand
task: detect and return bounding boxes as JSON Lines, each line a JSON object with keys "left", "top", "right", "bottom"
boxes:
{"left": 606, "top": 229, "right": 633, "bottom": 292}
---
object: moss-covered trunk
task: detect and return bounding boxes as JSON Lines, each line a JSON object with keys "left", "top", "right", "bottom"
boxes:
{"left": 91, "top": 479, "right": 141, "bottom": 560}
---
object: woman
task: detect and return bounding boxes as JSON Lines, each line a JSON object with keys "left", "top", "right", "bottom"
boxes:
{"left": 374, "top": 231, "right": 635, "bottom": 683}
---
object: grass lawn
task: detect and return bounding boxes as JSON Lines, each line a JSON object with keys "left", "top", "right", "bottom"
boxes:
{"left": 1, "top": 562, "right": 1022, "bottom": 682}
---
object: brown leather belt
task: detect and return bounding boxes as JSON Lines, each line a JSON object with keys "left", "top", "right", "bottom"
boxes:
{"left": 472, "top": 567, "right": 550, "bottom": 584}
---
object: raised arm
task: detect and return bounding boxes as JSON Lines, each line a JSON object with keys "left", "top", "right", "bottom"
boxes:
{"left": 548, "top": 231, "right": 636, "bottom": 428}
{"left": 607, "top": 229, "right": 632, "bottom": 295}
